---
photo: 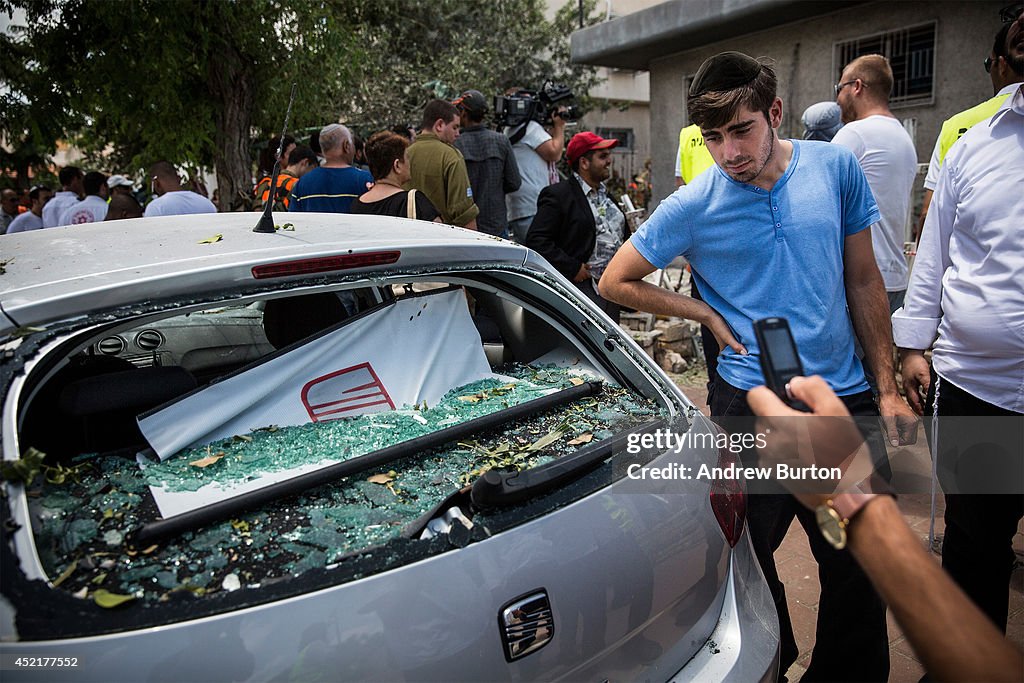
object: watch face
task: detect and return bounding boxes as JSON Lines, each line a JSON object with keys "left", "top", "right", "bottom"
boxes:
{"left": 815, "top": 505, "right": 847, "bottom": 550}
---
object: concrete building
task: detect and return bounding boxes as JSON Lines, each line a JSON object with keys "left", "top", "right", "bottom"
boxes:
{"left": 571, "top": 0, "right": 1009, "bottom": 209}
{"left": 568, "top": 0, "right": 663, "bottom": 186}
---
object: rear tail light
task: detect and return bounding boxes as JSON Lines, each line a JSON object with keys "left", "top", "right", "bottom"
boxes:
{"left": 709, "top": 439, "right": 747, "bottom": 548}
{"left": 251, "top": 251, "right": 401, "bottom": 279}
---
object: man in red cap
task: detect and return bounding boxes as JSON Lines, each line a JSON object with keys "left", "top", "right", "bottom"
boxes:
{"left": 524, "top": 131, "right": 628, "bottom": 322}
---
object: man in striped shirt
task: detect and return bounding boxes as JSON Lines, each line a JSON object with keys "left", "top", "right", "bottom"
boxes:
{"left": 289, "top": 124, "right": 372, "bottom": 213}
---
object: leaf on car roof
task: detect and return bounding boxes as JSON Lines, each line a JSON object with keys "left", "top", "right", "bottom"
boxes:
{"left": 92, "top": 589, "right": 135, "bottom": 608}
{"left": 275, "top": 222, "right": 295, "bottom": 231}
{"left": 198, "top": 233, "right": 223, "bottom": 244}
{"left": 189, "top": 451, "right": 225, "bottom": 468}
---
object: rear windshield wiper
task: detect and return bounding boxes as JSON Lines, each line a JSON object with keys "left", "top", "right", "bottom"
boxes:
{"left": 470, "top": 418, "right": 667, "bottom": 509}
{"left": 133, "top": 381, "right": 603, "bottom": 546}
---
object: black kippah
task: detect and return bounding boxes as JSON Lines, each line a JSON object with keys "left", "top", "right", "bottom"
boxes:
{"left": 688, "top": 51, "right": 763, "bottom": 98}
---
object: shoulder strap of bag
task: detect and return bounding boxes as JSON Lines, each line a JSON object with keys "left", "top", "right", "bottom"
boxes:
{"left": 406, "top": 189, "right": 417, "bottom": 220}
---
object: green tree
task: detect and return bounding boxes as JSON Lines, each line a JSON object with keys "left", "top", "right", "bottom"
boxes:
{"left": 1, "top": 0, "right": 599, "bottom": 206}
{"left": 343, "top": 0, "right": 600, "bottom": 131}
{"left": 2, "top": 0, "right": 362, "bottom": 209}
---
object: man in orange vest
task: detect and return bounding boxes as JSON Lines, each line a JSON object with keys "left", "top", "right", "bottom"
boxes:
{"left": 254, "top": 144, "right": 318, "bottom": 211}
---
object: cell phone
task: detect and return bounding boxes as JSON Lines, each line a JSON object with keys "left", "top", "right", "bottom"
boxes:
{"left": 753, "top": 317, "right": 808, "bottom": 411}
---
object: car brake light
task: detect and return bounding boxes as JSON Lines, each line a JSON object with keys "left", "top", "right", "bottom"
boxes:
{"left": 251, "top": 251, "right": 401, "bottom": 279}
{"left": 709, "top": 442, "right": 747, "bottom": 548}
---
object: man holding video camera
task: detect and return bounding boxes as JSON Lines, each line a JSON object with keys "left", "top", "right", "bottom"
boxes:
{"left": 503, "top": 88, "right": 567, "bottom": 243}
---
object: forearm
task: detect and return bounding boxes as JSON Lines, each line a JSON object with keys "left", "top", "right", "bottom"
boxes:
{"left": 847, "top": 275, "right": 899, "bottom": 396}
{"left": 600, "top": 275, "right": 718, "bottom": 326}
{"left": 850, "top": 497, "right": 1023, "bottom": 681}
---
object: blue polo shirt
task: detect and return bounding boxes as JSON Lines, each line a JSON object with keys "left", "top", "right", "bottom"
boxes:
{"left": 289, "top": 166, "right": 373, "bottom": 213}
{"left": 632, "top": 140, "right": 879, "bottom": 395}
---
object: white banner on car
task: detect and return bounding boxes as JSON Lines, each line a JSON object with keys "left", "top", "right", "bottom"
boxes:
{"left": 138, "top": 289, "right": 493, "bottom": 461}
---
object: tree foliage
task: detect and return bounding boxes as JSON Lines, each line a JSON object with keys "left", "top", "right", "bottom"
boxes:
{"left": 1, "top": 0, "right": 599, "bottom": 206}
{"left": 343, "top": 0, "right": 601, "bottom": 131}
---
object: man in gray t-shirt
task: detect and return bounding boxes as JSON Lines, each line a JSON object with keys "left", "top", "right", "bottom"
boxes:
{"left": 503, "top": 103, "right": 566, "bottom": 242}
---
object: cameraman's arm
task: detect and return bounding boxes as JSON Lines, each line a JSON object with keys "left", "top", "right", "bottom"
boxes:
{"left": 536, "top": 116, "right": 567, "bottom": 163}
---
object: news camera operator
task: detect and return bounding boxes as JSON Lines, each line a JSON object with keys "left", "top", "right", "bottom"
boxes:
{"left": 502, "top": 87, "right": 569, "bottom": 243}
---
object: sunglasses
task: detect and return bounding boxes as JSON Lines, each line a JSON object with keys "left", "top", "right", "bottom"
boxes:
{"left": 834, "top": 80, "right": 858, "bottom": 95}
{"left": 984, "top": 56, "right": 995, "bottom": 73}
{"left": 999, "top": 3, "right": 1022, "bottom": 23}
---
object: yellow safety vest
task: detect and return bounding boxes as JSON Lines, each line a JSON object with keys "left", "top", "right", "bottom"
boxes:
{"left": 677, "top": 124, "right": 716, "bottom": 184}
{"left": 936, "top": 92, "right": 1011, "bottom": 164}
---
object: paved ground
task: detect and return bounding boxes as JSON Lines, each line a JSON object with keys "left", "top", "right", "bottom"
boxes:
{"left": 670, "top": 374, "right": 1024, "bottom": 681}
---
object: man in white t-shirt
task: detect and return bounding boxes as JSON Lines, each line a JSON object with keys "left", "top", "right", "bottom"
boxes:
{"left": 5, "top": 185, "right": 52, "bottom": 234}
{"left": 60, "top": 171, "right": 109, "bottom": 225}
{"left": 833, "top": 54, "right": 917, "bottom": 313}
{"left": 144, "top": 161, "right": 217, "bottom": 217}
{"left": 42, "top": 166, "right": 84, "bottom": 228}
{"left": 503, "top": 91, "right": 566, "bottom": 242}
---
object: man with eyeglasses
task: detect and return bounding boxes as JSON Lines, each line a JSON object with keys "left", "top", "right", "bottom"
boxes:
{"left": 913, "top": 12, "right": 1023, "bottom": 240}
{"left": 832, "top": 55, "right": 917, "bottom": 318}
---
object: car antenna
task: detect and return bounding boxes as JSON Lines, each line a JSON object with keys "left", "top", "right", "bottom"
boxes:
{"left": 253, "top": 82, "right": 298, "bottom": 234}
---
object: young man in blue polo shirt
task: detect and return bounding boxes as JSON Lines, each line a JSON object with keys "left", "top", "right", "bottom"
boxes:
{"left": 601, "top": 52, "right": 917, "bottom": 681}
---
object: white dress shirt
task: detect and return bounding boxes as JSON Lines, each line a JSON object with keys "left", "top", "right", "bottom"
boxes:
{"left": 892, "top": 85, "right": 1024, "bottom": 413}
{"left": 923, "top": 83, "right": 1020, "bottom": 191}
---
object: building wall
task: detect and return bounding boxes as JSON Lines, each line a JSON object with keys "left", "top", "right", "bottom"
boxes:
{"left": 581, "top": 99, "right": 651, "bottom": 183}
{"left": 648, "top": 1, "right": 1005, "bottom": 207}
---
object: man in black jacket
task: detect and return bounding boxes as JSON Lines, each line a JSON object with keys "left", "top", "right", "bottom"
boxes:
{"left": 524, "top": 132, "right": 628, "bottom": 322}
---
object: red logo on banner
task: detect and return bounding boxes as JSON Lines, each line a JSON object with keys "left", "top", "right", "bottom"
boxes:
{"left": 300, "top": 363, "right": 395, "bottom": 422}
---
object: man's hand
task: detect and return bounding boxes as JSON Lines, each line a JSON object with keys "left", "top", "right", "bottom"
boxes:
{"left": 704, "top": 310, "right": 748, "bottom": 356}
{"left": 899, "top": 349, "right": 931, "bottom": 415}
{"left": 749, "top": 376, "right": 873, "bottom": 507}
{"left": 573, "top": 263, "right": 591, "bottom": 283}
{"left": 878, "top": 391, "right": 919, "bottom": 447}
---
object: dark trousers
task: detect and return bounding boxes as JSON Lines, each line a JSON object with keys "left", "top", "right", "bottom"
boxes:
{"left": 690, "top": 279, "right": 719, "bottom": 405}
{"left": 930, "top": 377, "right": 1024, "bottom": 633}
{"left": 710, "top": 375, "right": 890, "bottom": 681}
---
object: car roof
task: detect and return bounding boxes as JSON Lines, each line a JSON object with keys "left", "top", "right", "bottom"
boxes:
{"left": 0, "top": 213, "right": 536, "bottom": 334}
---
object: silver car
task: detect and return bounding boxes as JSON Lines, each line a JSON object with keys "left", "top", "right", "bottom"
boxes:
{"left": 0, "top": 214, "right": 778, "bottom": 681}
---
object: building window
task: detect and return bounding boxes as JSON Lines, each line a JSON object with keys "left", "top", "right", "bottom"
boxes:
{"left": 834, "top": 22, "right": 936, "bottom": 107}
{"left": 595, "top": 127, "right": 634, "bottom": 150}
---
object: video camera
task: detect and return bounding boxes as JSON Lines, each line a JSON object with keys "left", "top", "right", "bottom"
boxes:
{"left": 493, "top": 81, "right": 582, "bottom": 129}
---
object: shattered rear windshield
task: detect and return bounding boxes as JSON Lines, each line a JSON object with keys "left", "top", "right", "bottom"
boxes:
{"left": 30, "top": 364, "right": 661, "bottom": 607}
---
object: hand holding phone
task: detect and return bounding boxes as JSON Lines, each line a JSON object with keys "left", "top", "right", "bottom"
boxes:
{"left": 753, "top": 317, "right": 809, "bottom": 411}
